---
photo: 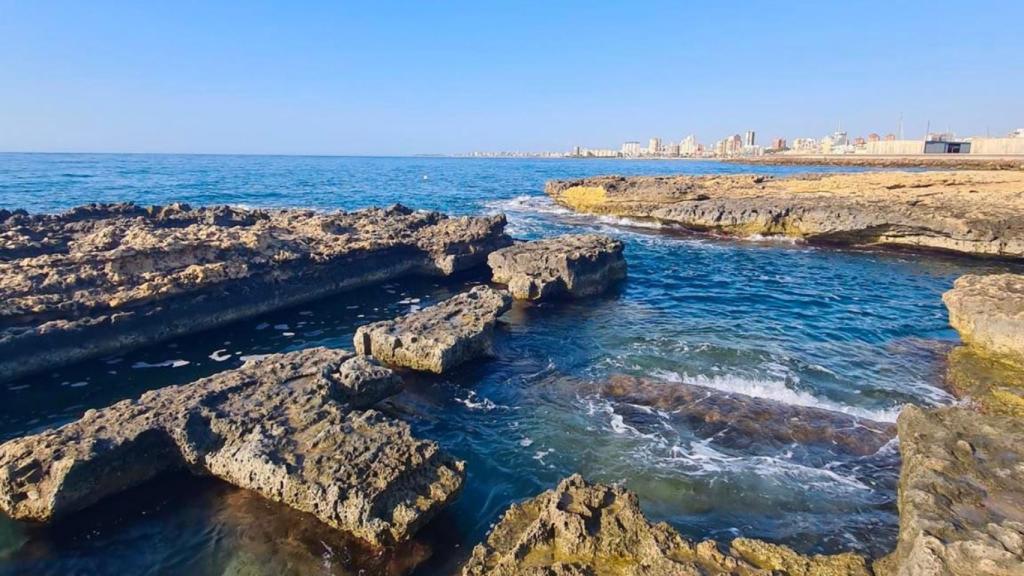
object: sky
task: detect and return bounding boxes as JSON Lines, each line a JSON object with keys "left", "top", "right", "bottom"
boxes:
{"left": 1, "top": 1, "right": 1022, "bottom": 155}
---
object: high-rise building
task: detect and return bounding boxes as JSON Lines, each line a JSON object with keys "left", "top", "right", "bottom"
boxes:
{"left": 666, "top": 143, "right": 681, "bottom": 156}
{"left": 867, "top": 133, "right": 880, "bottom": 142}
{"left": 770, "top": 138, "right": 786, "bottom": 151}
{"left": 648, "top": 138, "right": 662, "bottom": 155}
{"left": 884, "top": 133, "right": 897, "bottom": 141}
{"left": 744, "top": 130, "right": 756, "bottom": 147}
{"left": 621, "top": 141, "right": 642, "bottom": 156}
{"left": 679, "top": 135, "right": 698, "bottom": 156}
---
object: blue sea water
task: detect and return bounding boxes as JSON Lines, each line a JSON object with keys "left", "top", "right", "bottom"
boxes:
{"left": 0, "top": 153, "right": 1016, "bottom": 575}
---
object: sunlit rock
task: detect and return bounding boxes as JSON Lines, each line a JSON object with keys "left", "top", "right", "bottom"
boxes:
{"left": 354, "top": 286, "right": 511, "bottom": 373}
{"left": 881, "top": 405, "right": 1024, "bottom": 575}
{"left": 0, "top": 203, "right": 511, "bottom": 382}
{"left": 461, "top": 474, "right": 870, "bottom": 576}
{"left": 943, "top": 273, "right": 1024, "bottom": 369}
{"left": 0, "top": 348, "right": 464, "bottom": 546}
{"left": 487, "top": 234, "right": 626, "bottom": 300}
{"left": 546, "top": 171, "right": 1024, "bottom": 258}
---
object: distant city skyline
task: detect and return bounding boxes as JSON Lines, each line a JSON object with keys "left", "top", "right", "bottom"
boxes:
{"left": 1, "top": 2, "right": 1022, "bottom": 155}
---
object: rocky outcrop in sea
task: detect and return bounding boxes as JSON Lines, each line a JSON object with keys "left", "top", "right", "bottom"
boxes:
{"left": 462, "top": 474, "right": 871, "bottom": 576}
{"left": 878, "top": 406, "right": 1024, "bottom": 575}
{"left": 545, "top": 171, "right": 1024, "bottom": 258}
{"left": 0, "top": 203, "right": 511, "bottom": 382}
{"left": 487, "top": 234, "right": 626, "bottom": 300}
{"left": 354, "top": 285, "right": 512, "bottom": 373}
{"left": 0, "top": 348, "right": 464, "bottom": 546}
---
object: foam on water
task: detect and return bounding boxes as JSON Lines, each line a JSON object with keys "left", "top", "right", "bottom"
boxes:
{"left": 648, "top": 368, "right": 901, "bottom": 422}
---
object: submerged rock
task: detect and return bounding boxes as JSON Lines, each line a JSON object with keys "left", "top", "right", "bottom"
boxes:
{"left": 354, "top": 286, "right": 512, "bottom": 373}
{"left": 0, "top": 203, "right": 511, "bottom": 382}
{"left": 545, "top": 171, "right": 1024, "bottom": 258}
{"left": 461, "top": 474, "right": 870, "bottom": 576}
{"left": 602, "top": 374, "right": 895, "bottom": 456}
{"left": 943, "top": 273, "right": 1024, "bottom": 368}
{"left": 487, "top": 234, "right": 626, "bottom": 300}
{"left": 214, "top": 487, "right": 432, "bottom": 576}
{"left": 0, "top": 348, "right": 464, "bottom": 546}
{"left": 883, "top": 406, "right": 1024, "bottom": 575}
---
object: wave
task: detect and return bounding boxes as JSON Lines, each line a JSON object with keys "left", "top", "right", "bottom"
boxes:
{"left": 483, "top": 194, "right": 573, "bottom": 216}
{"left": 647, "top": 369, "right": 901, "bottom": 423}
{"left": 584, "top": 397, "right": 875, "bottom": 494}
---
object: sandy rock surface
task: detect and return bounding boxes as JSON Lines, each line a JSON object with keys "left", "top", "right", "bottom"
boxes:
{"left": 0, "top": 347, "right": 464, "bottom": 546}
{"left": 882, "top": 406, "right": 1024, "bottom": 575}
{"left": 546, "top": 171, "right": 1024, "bottom": 258}
{"left": 0, "top": 203, "right": 511, "bottom": 382}
{"left": 943, "top": 273, "right": 1024, "bottom": 368}
{"left": 488, "top": 234, "right": 626, "bottom": 300}
{"left": 461, "top": 474, "right": 870, "bottom": 576}
{"left": 354, "top": 286, "right": 512, "bottom": 373}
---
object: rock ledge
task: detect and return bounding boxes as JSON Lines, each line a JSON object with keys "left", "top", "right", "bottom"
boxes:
{"left": 0, "top": 348, "right": 464, "bottom": 546}
{"left": 487, "top": 234, "right": 626, "bottom": 300}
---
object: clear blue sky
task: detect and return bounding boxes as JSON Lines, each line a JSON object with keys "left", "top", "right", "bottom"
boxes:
{"left": 1, "top": 1, "right": 1021, "bottom": 155}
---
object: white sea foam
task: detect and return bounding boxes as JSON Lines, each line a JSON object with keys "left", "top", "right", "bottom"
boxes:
{"left": 239, "top": 353, "right": 271, "bottom": 363}
{"left": 484, "top": 195, "right": 573, "bottom": 217}
{"left": 454, "top": 390, "right": 507, "bottom": 412}
{"left": 743, "top": 233, "right": 804, "bottom": 245}
{"left": 208, "top": 349, "right": 232, "bottom": 362}
{"left": 132, "top": 359, "right": 190, "bottom": 369}
{"left": 647, "top": 369, "right": 900, "bottom": 423}
{"left": 585, "top": 396, "right": 875, "bottom": 494}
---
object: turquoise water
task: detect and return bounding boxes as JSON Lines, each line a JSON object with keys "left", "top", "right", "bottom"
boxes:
{"left": 0, "top": 154, "right": 1015, "bottom": 575}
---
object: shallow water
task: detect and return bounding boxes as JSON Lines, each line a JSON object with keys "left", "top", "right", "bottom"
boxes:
{"left": 0, "top": 154, "right": 1017, "bottom": 575}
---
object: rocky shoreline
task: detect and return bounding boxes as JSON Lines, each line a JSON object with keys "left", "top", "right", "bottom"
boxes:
{"left": 545, "top": 171, "right": 1024, "bottom": 258}
{"left": 0, "top": 203, "right": 511, "bottom": 383}
{"left": 722, "top": 155, "right": 1024, "bottom": 171}
{"left": 2, "top": 200, "right": 1024, "bottom": 575}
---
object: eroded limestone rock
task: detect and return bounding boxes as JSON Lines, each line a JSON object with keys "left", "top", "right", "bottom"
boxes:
{"left": 0, "top": 203, "right": 511, "bottom": 382}
{"left": 487, "top": 234, "right": 626, "bottom": 300}
{"left": 0, "top": 348, "right": 464, "bottom": 546}
{"left": 886, "top": 405, "right": 1024, "bottom": 575}
{"left": 943, "top": 273, "right": 1024, "bottom": 369}
{"left": 944, "top": 346, "right": 1024, "bottom": 418}
{"left": 546, "top": 171, "right": 1024, "bottom": 258}
{"left": 461, "top": 474, "right": 870, "bottom": 576}
{"left": 354, "top": 286, "right": 512, "bottom": 373}
{"left": 603, "top": 375, "right": 895, "bottom": 456}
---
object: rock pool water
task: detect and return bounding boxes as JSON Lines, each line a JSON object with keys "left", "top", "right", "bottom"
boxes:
{"left": 0, "top": 154, "right": 1018, "bottom": 575}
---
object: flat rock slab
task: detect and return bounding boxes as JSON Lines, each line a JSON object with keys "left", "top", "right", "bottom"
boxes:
{"left": 462, "top": 474, "right": 870, "bottom": 576}
{"left": 546, "top": 171, "right": 1024, "bottom": 258}
{"left": 487, "top": 234, "right": 626, "bottom": 300}
{"left": 883, "top": 406, "right": 1024, "bottom": 575}
{"left": 603, "top": 374, "right": 895, "bottom": 456}
{"left": 0, "top": 348, "right": 465, "bottom": 546}
{"left": 0, "top": 203, "right": 511, "bottom": 382}
{"left": 943, "top": 273, "right": 1024, "bottom": 368}
{"left": 354, "top": 286, "right": 512, "bottom": 373}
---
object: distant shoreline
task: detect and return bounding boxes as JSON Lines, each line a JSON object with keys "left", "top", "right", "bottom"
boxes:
{"left": 722, "top": 154, "right": 1024, "bottom": 170}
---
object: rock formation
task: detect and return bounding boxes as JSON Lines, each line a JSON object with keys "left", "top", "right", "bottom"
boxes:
{"left": 602, "top": 374, "right": 895, "bottom": 456}
{"left": 943, "top": 273, "right": 1024, "bottom": 368}
{"left": 545, "top": 171, "right": 1024, "bottom": 258}
{"left": 0, "top": 203, "right": 511, "bottom": 382}
{"left": 944, "top": 346, "right": 1024, "bottom": 418}
{"left": 723, "top": 155, "right": 1024, "bottom": 171}
{"left": 487, "top": 234, "right": 627, "bottom": 300}
{"left": 0, "top": 348, "right": 465, "bottom": 546}
{"left": 461, "top": 474, "right": 870, "bottom": 576}
{"left": 354, "top": 286, "right": 512, "bottom": 373}
{"left": 880, "top": 406, "right": 1024, "bottom": 575}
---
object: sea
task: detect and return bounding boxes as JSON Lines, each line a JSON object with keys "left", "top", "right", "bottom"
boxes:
{"left": 0, "top": 153, "right": 1016, "bottom": 575}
